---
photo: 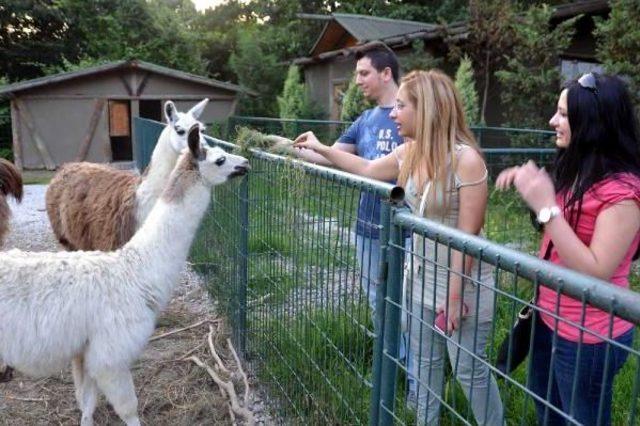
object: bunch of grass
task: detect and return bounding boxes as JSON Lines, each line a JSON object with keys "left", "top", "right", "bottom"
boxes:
{"left": 234, "top": 126, "right": 294, "bottom": 157}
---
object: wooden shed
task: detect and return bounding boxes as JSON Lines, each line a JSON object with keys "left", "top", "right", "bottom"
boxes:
{"left": 0, "top": 60, "right": 253, "bottom": 170}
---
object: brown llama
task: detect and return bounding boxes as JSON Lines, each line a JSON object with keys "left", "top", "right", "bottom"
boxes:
{"left": 0, "top": 158, "right": 22, "bottom": 247}
{"left": 0, "top": 157, "right": 22, "bottom": 383}
{"left": 46, "top": 99, "right": 208, "bottom": 251}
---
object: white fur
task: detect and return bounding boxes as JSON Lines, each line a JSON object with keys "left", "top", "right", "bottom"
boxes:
{"left": 0, "top": 142, "right": 249, "bottom": 426}
{"left": 135, "top": 99, "right": 209, "bottom": 225}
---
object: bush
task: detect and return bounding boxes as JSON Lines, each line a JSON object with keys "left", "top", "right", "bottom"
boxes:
{"left": 595, "top": 0, "right": 640, "bottom": 120}
{"left": 455, "top": 56, "right": 480, "bottom": 126}
{"left": 340, "top": 78, "right": 373, "bottom": 122}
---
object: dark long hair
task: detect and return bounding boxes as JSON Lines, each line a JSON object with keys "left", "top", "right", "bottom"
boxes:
{"left": 553, "top": 73, "right": 640, "bottom": 256}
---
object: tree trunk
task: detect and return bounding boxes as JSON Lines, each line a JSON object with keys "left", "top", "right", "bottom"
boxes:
{"left": 481, "top": 50, "right": 490, "bottom": 125}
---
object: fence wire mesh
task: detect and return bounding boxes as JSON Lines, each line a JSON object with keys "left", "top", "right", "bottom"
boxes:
{"left": 135, "top": 119, "right": 640, "bottom": 425}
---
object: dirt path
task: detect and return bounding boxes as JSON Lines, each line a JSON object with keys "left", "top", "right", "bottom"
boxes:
{"left": 0, "top": 185, "right": 264, "bottom": 425}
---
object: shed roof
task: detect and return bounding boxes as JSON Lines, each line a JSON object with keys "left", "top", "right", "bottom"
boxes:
{"left": 307, "top": 13, "right": 436, "bottom": 56}
{"left": 0, "top": 60, "right": 256, "bottom": 97}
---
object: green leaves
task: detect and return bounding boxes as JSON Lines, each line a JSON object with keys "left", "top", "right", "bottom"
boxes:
{"left": 455, "top": 56, "right": 479, "bottom": 126}
{"left": 340, "top": 78, "right": 373, "bottom": 122}
{"left": 595, "top": 0, "right": 640, "bottom": 118}
{"left": 495, "top": 4, "right": 577, "bottom": 134}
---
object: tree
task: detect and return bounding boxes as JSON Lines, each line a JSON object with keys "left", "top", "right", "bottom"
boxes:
{"left": 595, "top": 0, "right": 640, "bottom": 117}
{"left": 230, "top": 27, "right": 287, "bottom": 116}
{"left": 56, "top": 0, "right": 206, "bottom": 74}
{"left": 449, "top": 0, "right": 517, "bottom": 124}
{"left": 399, "top": 40, "right": 443, "bottom": 73}
{"left": 336, "top": 0, "right": 468, "bottom": 23}
{"left": 495, "top": 4, "right": 577, "bottom": 131}
{"left": 278, "top": 65, "right": 307, "bottom": 134}
{"left": 0, "top": 0, "right": 80, "bottom": 81}
{"left": 455, "top": 56, "right": 479, "bottom": 126}
{"left": 340, "top": 78, "right": 374, "bottom": 122}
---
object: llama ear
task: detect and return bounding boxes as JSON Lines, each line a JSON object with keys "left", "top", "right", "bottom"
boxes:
{"left": 188, "top": 98, "right": 209, "bottom": 119}
{"left": 164, "top": 101, "right": 178, "bottom": 125}
{"left": 187, "top": 124, "right": 202, "bottom": 160}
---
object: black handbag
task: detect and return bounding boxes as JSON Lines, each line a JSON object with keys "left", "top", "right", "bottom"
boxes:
{"left": 495, "top": 241, "right": 553, "bottom": 374}
{"left": 495, "top": 302, "right": 534, "bottom": 374}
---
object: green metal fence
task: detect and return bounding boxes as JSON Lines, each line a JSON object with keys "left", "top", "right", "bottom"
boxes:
{"left": 135, "top": 118, "right": 640, "bottom": 425}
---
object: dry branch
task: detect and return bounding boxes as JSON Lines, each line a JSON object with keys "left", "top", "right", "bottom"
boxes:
{"left": 186, "top": 356, "right": 254, "bottom": 425}
{"left": 227, "top": 338, "right": 250, "bottom": 404}
{"left": 149, "top": 318, "right": 219, "bottom": 342}
{"left": 207, "top": 325, "right": 231, "bottom": 375}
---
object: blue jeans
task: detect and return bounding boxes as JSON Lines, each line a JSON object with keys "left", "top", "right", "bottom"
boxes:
{"left": 356, "top": 234, "right": 415, "bottom": 393}
{"left": 529, "top": 316, "right": 633, "bottom": 426}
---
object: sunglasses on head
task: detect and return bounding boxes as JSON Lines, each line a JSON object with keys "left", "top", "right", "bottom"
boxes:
{"left": 578, "top": 72, "right": 598, "bottom": 94}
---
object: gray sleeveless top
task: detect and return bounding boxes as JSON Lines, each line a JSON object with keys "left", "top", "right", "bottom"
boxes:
{"left": 398, "top": 144, "right": 495, "bottom": 321}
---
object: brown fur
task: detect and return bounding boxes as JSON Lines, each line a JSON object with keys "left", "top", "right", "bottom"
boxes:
{"left": 46, "top": 163, "right": 140, "bottom": 251}
{"left": 161, "top": 153, "right": 199, "bottom": 204}
{"left": 0, "top": 159, "right": 23, "bottom": 247}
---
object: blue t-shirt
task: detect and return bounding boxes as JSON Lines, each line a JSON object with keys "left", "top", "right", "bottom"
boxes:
{"left": 338, "top": 106, "right": 404, "bottom": 239}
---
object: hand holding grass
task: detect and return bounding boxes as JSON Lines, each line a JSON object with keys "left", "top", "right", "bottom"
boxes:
{"left": 293, "top": 131, "right": 330, "bottom": 155}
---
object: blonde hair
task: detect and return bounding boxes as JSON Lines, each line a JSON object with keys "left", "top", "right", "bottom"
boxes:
{"left": 397, "top": 70, "right": 479, "bottom": 211}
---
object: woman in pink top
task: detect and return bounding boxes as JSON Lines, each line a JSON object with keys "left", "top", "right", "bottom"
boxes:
{"left": 497, "top": 73, "right": 640, "bottom": 425}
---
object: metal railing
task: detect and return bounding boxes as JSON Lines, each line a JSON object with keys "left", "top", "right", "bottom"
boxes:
{"left": 135, "top": 118, "right": 640, "bottom": 425}
{"left": 224, "top": 116, "right": 556, "bottom": 150}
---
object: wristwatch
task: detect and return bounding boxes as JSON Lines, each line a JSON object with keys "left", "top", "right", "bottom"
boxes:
{"left": 537, "top": 206, "right": 561, "bottom": 224}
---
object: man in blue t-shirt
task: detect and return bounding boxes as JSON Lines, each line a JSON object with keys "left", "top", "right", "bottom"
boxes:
{"left": 289, "top": 46, "right": 414, "bottom": 395}
{"left": 292, "top": 46, "right": 402, "bottom": 309}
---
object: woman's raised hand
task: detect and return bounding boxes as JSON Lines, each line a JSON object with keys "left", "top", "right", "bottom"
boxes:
{"left": 293, "top": 131, "right": 328, "bottom": 154}
{"left": 495, "top": 166, "right": 520, "bottom": 190}
{"left": 513, "top": 161, "right": 557, "bottom": 213}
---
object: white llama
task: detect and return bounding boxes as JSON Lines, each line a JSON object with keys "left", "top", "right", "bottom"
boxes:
{"left": 46, "top": 98, "right": 209, "bottom": 251}
{"left": 0, "top": 125, "right": 249, "bottom": 426}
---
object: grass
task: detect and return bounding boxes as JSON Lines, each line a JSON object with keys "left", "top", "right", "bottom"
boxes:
{"left": 21, "top": 169, "right": 55, "bottom": 185}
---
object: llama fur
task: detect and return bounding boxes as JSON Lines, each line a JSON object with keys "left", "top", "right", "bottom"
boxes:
{"left": 0, "top": 125, "right": 249, "bottom": 425}
{"left": 0, "top": 158, "right": 23, "bottom": 247}
{"left": 46, "top": 99, "right": 209, "bottom": 251}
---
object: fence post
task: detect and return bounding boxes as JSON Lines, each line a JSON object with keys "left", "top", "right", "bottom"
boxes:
{"left": 235, "top": 174, "right": 249, "bottom": 356}
{"left": 369, "top": 200, "right": 391, "bottom": 425}
{"left": 377, "top": 206, "right": 405, "bottom": 424}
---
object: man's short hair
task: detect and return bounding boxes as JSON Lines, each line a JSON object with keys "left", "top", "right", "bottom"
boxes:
{"left": 355, "top": 45, "right": 400, "bottom": 85}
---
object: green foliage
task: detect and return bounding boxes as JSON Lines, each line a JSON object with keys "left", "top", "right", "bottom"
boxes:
{"left": 399, "top": 39, "right": 443, "bottom": 73}
{"left": 449, "top": 0, "right": 517, "bottom": 124}
{"left": 336, "top": 0, "right": 468, "bottom": 23}
{"left": 340, "top": 78, "right": 374, "bottom": 122}
{"left": 230, "top": 28, "right": 287, "bottom": 116}
{"left": 0, "top": 0, "right": 81, "bottom": 82}
{"left": 495, "top": 4, "right": 577, "bottom": 136}
{"left": 595, "top": 0, "right": 640, "bottom": 118}
{"left": 454, "top": 56, "right": 479, "bottom": 126}
{"left": 57, "top": 0, "right": 206, "bottom": 74}
{"left": 0, "top": 77, "right": 11, "bottom": 160}
{"left": 278, "top": 66, "right": 308, "bottom": 120}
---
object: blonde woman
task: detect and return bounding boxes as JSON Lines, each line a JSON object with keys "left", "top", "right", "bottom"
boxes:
{"left": 294, "top": 70, "right": 503, "bottom": 425}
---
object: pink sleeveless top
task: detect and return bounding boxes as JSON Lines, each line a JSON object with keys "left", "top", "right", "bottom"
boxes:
{"left": 538, "top": 173, "right": 640, "bottom": 343}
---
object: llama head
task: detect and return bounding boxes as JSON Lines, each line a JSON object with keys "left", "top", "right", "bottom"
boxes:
{"left": 163, "top": 99, "right": 209, "bottom": 153}
{"left": 186, "top": 124, "right": 250, "bottom": 187}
